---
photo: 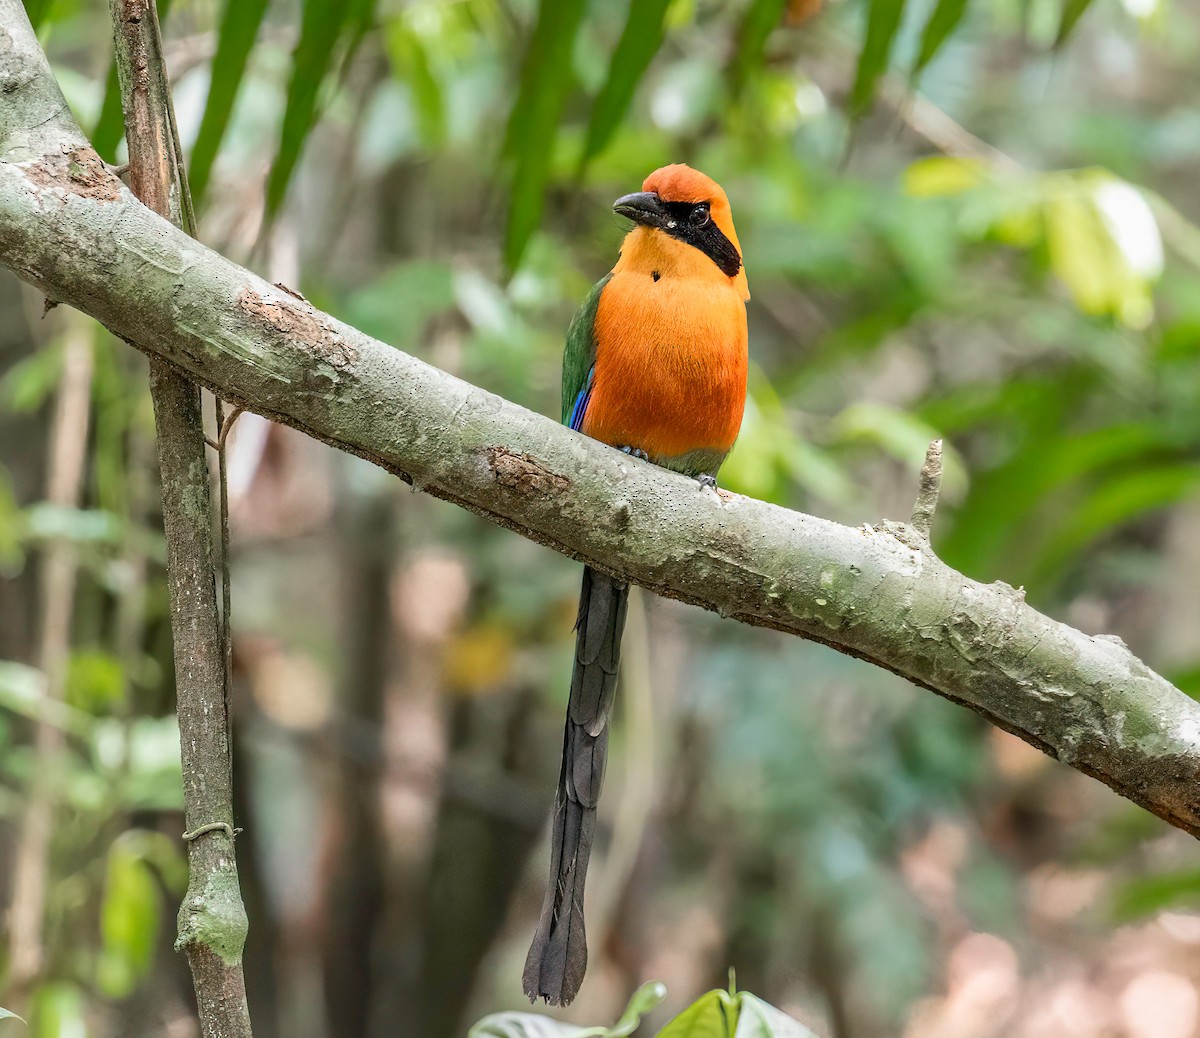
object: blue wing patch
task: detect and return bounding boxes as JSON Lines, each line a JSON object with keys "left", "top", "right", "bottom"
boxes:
{"left": 567, "top": 365, "right": 594, "bottom": 431}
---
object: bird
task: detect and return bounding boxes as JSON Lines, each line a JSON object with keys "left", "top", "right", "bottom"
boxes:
{"left": 523, "top": 164, "right": 749, "bottom": 1006}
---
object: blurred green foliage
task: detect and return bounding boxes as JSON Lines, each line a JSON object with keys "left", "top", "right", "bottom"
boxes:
{"left": 655, "top": 986, "right": 819, "bottom": 1037}
{"left": 9, "top": 0, "right": 1200, "bottom": 1034}
{"left": 471, "top": 978, "right": 819, "bottom": 1037}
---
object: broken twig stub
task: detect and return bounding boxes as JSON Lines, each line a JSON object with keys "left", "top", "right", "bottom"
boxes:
{"left": 910, "top": 438, "right": 943, "bottom": 541}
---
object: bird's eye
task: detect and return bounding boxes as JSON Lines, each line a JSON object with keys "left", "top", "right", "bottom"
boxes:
{"left": 690, "top": 203, "right": 710, "bottom": 227}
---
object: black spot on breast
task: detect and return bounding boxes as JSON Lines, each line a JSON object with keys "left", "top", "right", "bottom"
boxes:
{"left": 652, "top": 271, "right": 660, "bottom": 282}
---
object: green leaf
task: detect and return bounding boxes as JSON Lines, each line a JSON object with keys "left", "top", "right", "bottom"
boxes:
{"left": 23, "top": 504, "right": 122, "bottom": 546}
{"left": 579, "top": 0, "right": 673, "bottom": 168}
{"left": 188, "top": 0, "right": 271, "bottom": 207}
{"left": 735, "top": 994, "right": 820, "bottom": 1038}
{"left": 30, "top": 982, "right": 85, "bottom": 1038}
{"left": 611, "top": 981, "right": 668, "bottom": 1035}
{"left": 851, "top": 0, "right": 907, "bottom": 118}
{"left": 343, "top": 260, "right": 456, "bottom": 350}
{"left": 22, "top": 0, "right": 54, "bottom": 32}
{"left": 266, "top": 0, "right": 374, "bottom": 217}
{"left": 129, "top": 829, "right": 188, "bottom": 894}
{"left": 91, "top": 63, "right": 125, "bottom": 164}
{"left": 911, "top": 0, "right": 969, "bottom": 78}
{"left": 658, "top": 988, "right": 739, "bottom": 1037}
{"left": 469, "top": 1018, "right": 598, "bottom": 1038}
{"left": 66, "top": 651, "right": 125, "bottom": 713}
{"left": 1034, "top": 464, "right": 1200, "bottom": 577}
{"left": 728, "top": 0, "right": 789, "bottom": 99}
{"left": 934, "top": 414, "right": 1179, "bottom": 579}
{"left": 1043, "top": 176, "right": 1159, "bottom": 327}
{"left": 0, "top": 342, "right": 63, "bottom": 413}
{"left": 335, "top": 0, "right": 376, "bottom": 78}
{"left": 469, "top": 981, "right": 666, "bottom": 1038}
{"left": 386, "top": 23, "right": 445, "bottom": 149}
{"left": 1044, "top": 190, "right": 1119, "bottom": 312}
{"left": 830, "top": 402, "right": 966, "bottom": 500}
{"left": 829, "top": 402, "right": 935, "bottom": 459}
{"left": 1112, "top": 869, "right": 1200, "bottom": 922}
{"left": 501, "top": 0, "right": 589, "bottom": 270}
{"left": 1055, "top": 0, "right": 1096, "bottom": 48}
{"left": 98, "top": 839, "right": 161, "bottom": 997}
{"left": 0, "top": 660, "right": 91, "bottom": 735}
{"left": 1172, "top": 663, "right": 1200, "bottom": 699}
{"left": 723, "top": 373, "right": 859, "bottom": 506}
{"left": 0, "top": 468, "right": 22, "bottom": 574}
{"left": 266, "top": 0, "right": 344, "bottom": 216}
{"left": 658, "top": 984, "right": 819, "bottom": 1038}
{"left": 91, "top": 717, "right": 185, "bottom": 811}
{"left": 902, "top": 156, "right": 988, "bottom": 197}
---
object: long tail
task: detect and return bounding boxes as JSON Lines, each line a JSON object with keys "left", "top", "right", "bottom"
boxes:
{"left": 523, "top": 566, "right": 629, "bottom": 1005}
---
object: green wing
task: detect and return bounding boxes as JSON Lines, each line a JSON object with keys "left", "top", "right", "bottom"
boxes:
{"left": 562, "top": 273, "right": 611, "bottom": 427}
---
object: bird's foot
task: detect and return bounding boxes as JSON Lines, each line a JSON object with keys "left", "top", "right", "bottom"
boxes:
{"left": 697, "top": 474, "right": 718, "bottom": 490}
{"left": 619, "top": 445, "right": 650, "bottom": 462}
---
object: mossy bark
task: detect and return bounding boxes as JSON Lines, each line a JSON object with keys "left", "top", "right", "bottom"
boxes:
{"left": 149, "top": 366, "right": 251, "bottom": 1036}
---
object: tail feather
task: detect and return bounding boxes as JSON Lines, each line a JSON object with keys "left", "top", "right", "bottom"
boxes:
{"left": 524, "top": 567, "right": 628, "bottom": 1005}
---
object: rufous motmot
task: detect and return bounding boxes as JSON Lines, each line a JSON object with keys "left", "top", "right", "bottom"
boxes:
{"left": 524, "top": 164, "right": 750, "bottom": 1006}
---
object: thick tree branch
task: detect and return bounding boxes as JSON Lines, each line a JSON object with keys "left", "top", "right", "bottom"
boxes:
{"left": 106, "top": 2, "right": 252, "bottom": 1035}
{"left": 3, "top": 5, "right": 1200, "bottom": 844}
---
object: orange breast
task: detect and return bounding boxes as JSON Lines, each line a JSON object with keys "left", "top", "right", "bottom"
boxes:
{"left": 583, "top": 269, "right": 748, "bottom": 464}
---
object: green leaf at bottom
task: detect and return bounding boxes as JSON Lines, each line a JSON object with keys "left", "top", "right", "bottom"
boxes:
{"left": 470, "top": 981, "right": 666, "bottom": 1038}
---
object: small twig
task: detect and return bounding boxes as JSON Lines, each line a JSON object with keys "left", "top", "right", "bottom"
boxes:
{"left": 215, "top": 397, "right": 236, "bottom": 786}
{"left": 217, "top": 404, "right": 244, "bottom": 450}
{"left": 910, "top": 438, "right": 943, "bottom": 541}
{"left": 183, "top": 822, "right": 242, "bottom": 842}
{"left": 879, "top": 80, "right": 1023, "bottom": 174}
{"left": 202, "top": 404, "right": 243, "bottom": 452}
{"left": 205, "top": 392, "right": 239, "bottom": 752}
{"left": 273, "top": 281, "right": 306, "bottom": 301}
